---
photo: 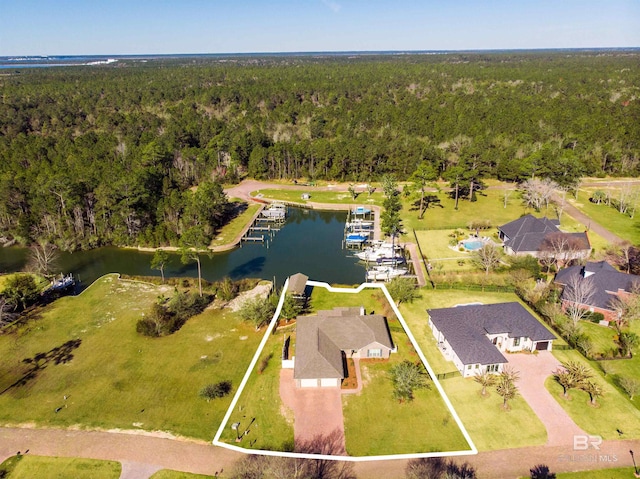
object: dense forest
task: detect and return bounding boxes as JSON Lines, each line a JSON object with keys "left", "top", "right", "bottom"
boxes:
{"left": 0, "top": 51, "right": 638, "bottom": 250}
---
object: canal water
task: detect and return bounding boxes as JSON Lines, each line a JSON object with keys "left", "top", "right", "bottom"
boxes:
{"left": 0, "top": 208, "right": 367, "bottom": 287}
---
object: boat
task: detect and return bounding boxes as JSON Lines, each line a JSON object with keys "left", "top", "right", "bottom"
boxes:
{"left": 346, "top": 219, "right": 374, "bottom": 229}
{"left": 47, "top": 273, "right": 75, "bottom": 291}
{"left": 366, "top": 265, "right": 408, "bottom": 281}
{"left": 345, "top": 233, "right": 369, "bottom": 245}
{"left": 355, "top": 242, "right": 403, "bottom": 262}
{"left": 351, "top": 206, "right": 371, "bottom": 216}
{"left": 376, "top": 255, "right": 406, "bottom": 266}
{"left": 261, "top": 202, "right": 287, "bottom": 220}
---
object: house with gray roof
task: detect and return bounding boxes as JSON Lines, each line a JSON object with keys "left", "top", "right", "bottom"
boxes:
{"left": 554, "top": 261, "right": 640, "bottom": 322}
{"left": 427, "top": 302, "right": 556, "bottom": 378}
{"left": 293, "top": 307, "right": 394, "bottom": 388}
{"left": 498, "top": 214, "right": 590, "bottom": 259}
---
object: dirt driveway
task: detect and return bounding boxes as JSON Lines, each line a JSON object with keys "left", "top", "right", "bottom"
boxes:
{"left": 279, "top": 369, "right": 345, "bottom": 454}
{"left": 506, "top": 351, "right": 586, "bottom": 446}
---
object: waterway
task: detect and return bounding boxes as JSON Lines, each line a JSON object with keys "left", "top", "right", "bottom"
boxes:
{"left": 0, "top": 208, "right": 366, "bottom": 287}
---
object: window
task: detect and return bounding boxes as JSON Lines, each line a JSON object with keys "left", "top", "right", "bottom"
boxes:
{"left": 466, "top": 365, "right": 471, "bottom": 370}
{"left": 475, "top": 364, "right": 479, "bottom": 369}
{"left": 367, "top": 348, "right": 382, "bottom": 358}
{"left": 487, "top": 364, "right": 499, "bottom": 373}
{"left": 514, "top": 337, "right": 521, "bottom": 347}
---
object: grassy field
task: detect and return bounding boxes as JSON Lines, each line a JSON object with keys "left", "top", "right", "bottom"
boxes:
{"left": 548, "top": 349, "right": 640, "bottom": 440}
{"left": 210, "top": 199, "right": 262, "bottom": 248}
{"left": 570, "top": 189, "right": 640, "bottom": 244}
{"left": 399, "top": 289, "right": 551, "bottom": 450}
{"left": 401, "top": 188, "right": 531, "bottom": 233}
{"left": 556, "top": 467, "right": 639, "bottom": 479}
{"left": 342, "top": 312, "right": 471, "bottom": 456}
{"left": 0, "top": 455, "right": 121, "bottom": 479}
{"left": 253, "top": 189, "right": 385, "bottom": 207}
{"left": 151, "top": 469, "right": 216, "bottom": 479}
{"left": 0, "top": 275, "right": 262, "bottom": 440}
{"left": 217, "top": 324, "right": 295, "bottom": 452}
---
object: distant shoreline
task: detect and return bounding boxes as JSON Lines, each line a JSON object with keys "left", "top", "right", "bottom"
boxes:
{"left": 3, "top": 47, "right": 639, "bottom": 68}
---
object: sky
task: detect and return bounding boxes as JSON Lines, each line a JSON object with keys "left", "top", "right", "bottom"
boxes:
{"left": 1, "top": 0, "right": 639, "bottom": 56}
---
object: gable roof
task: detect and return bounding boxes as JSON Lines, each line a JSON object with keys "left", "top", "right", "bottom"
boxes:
{"left": 294, "top": 307, "right": 393, "bottom": 380}
{"left": 555, "top": 261, "right": 640, "bottom": 311}
{"left": 428, "top": 302, "right": 556, "bottom": 366}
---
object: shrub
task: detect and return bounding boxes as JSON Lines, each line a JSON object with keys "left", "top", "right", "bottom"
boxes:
{"left": 258, "top": 353, "right": 273, "bottom": 374}
{"left": 587, "top": 312, "right": 605, "bottom": 323}
{"left": 199, "top": 380, "right": 233, "bottom": 401}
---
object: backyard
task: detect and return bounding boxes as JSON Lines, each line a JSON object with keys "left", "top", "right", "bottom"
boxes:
{"left": 398, "top": 289, "right": 555, "bottom": 450}
{"left": 0, "top": 275, "right": 262, "bottom": 440}
{"left": 218, "top": 284, "right": 473, "bottom": 456}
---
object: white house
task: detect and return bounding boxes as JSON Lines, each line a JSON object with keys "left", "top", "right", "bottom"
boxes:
{"left": 428, "top": 302, "right": 556, "bottom": 378}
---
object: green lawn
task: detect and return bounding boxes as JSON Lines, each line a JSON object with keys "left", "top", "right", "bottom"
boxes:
{"left": 210, "top": 199, "right": 262, "bottom": 248}
{"left": 556, "top": 467, "right": 639, "bottom": 479}
{"left": 253, "top": 189, "right": 384, "bottom": 207}
{"left": 580, "top": 321, "right": 618, "bottom": 357}
{"left": 569, "top": 189, "right": 640, "bottom": 244}
{"left": 217, "top": 326, "right": 294, "bottom": 452}
{"left": 0, "top": 275, "right": 262, "bottom": 440}
{"left": 0, "top": 455, "right": 121, "bottom": 479}
{"left": 151, "top": 470, "right": 216, "bottom": 479}
{"left": 548, "top": 349, "right": 640, "bottom": 439}
{"left": 401, "top": 188, "right": 531, "bottom": 233}
{"left": 342, "top": 314, "right": 471, "bottom": 456}
{"left": 399, "top": 289, "right": 552, "bottom": 450}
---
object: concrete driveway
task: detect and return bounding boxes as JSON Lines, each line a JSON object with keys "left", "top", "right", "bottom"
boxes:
{"left": 506, "top": 351, "right": 587, "bottom": 446}
{"left": 279, "top": 369, "right": 345, "bottom": 454}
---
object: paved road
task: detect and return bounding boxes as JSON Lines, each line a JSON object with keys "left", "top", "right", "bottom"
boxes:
{"left": 2, "top": 426, "right": 640, "bottom": 479}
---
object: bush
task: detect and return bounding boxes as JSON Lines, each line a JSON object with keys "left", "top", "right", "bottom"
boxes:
{"left": 199, "top": 380, "right": 233, "bottom": 401}
{"left": 587, "top": 312, "right": 605, "bottom": 323}
{"left": 258, "top": 353, "right": 273, "bottom": 374}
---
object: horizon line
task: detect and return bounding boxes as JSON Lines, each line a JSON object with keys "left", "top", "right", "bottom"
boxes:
{"left": 2, "top": 46, "right": 640, "bottom": 59}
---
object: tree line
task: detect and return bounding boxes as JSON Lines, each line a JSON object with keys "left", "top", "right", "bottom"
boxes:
{"left": 0, "top": 51, "right": 638, "bottom": 250}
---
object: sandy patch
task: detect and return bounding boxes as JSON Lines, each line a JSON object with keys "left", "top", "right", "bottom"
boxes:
{"left": 225, "top": 283, "right": 272, "bottom": 312}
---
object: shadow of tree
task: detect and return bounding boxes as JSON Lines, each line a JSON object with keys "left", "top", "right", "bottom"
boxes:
{"left": 1, "top": 338, "right": 82, "bottom": 395}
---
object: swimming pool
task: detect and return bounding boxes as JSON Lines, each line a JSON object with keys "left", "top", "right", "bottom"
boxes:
{"left": 462, "top": 240, "right": 484, "bottom": 251}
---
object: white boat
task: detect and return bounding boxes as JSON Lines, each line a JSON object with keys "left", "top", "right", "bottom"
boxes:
{"left": 366, "top": 266, "right": 408, "bottom": 281}
{"left": 355, "top": 242, "right": 403, "bottom": 262}
{"left": 261, "top": 202, "right": 287, "bottom": 219}
{"left": 346, "top": 219, "right": 374, "bottom": 229}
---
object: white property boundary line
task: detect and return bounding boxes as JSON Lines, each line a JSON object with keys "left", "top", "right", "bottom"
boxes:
{"left": 213, "top": 279, "right": 478, "bottom": 462}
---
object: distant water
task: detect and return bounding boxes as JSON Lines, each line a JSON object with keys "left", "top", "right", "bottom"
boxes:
{"left": 2, "top": 48, "right": 638, "bottom": 69}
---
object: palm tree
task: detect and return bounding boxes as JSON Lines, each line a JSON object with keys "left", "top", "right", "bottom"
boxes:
{"left": 582, "top": 381, "right": 603, "bottom": 406}
{"left": 473, "top": 370, "right": 497, "bottom": 397}
{"left": 495, "top": 374, "right": 518, "bottom": 409}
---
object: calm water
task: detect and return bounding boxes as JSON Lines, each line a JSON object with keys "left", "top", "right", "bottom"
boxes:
{"left": 0, "top": 208, "right": 366, "bottom": 287}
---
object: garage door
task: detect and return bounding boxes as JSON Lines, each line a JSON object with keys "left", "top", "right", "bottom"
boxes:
{"left": 535, "top": 341, "right": 549, "bottom": 351}
{"left": 320, "top": 378, "right": 339, "bottom": 387}
{"left": 300, "top": 379, "right": 318, "bottom": 388}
